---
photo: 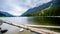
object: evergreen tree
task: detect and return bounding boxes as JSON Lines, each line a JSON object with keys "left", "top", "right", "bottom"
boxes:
{"left": 40, "top": 0, "right": 60, "bottom": 16}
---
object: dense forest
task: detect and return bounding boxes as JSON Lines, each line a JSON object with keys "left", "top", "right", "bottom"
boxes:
{"left": 23, "top": 0, "right": 60, "bottom": 16}
{"left": 39, "top": 0, "right": 60, "bottom": 16}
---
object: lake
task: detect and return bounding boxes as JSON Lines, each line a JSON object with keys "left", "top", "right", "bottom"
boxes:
{"left": 0, "top": 17, "right": 60, "bottom": 34}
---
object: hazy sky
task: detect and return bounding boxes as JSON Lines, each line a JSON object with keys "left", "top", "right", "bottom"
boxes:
{"left": 0, "top": 0, "right": 52, "bottom": 16}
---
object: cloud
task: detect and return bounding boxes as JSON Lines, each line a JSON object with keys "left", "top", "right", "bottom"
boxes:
{"left": 0, "top": 0, "right": 52, "bottom": 16}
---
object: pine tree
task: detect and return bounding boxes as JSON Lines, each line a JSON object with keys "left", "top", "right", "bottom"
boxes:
{"left": 40, "top": 0, "right": 60, "bottom": 16}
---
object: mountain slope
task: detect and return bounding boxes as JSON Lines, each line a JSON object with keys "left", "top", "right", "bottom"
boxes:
{"left": 21, "top": 1, "right": 52, "bottom": 16}
{"left": 36, "top": 0, "right": 60, "bottom": 16}
{"left": 21, "top": 0, "right": 60, "bottom": 16}
{"left": 0, "top": 11, "right": 15, "bottom": 17}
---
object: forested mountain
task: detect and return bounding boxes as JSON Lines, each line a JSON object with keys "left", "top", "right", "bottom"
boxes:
{"left": 21, "top": 0, "right": 60, "bottom": 16}
{"left": 0, "top": 11, "right": 15, "bottom": 17}
{"left": 21, "top": 1, "right": 52, "bottom": 16}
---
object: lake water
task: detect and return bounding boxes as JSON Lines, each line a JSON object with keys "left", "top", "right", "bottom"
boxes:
{"left": 0, "top": 17, "right": 60, "bottom": 34}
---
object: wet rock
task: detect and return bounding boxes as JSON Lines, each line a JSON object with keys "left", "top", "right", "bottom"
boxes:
{"left": 1, "top": 29, "right": 8, "bottom": 33}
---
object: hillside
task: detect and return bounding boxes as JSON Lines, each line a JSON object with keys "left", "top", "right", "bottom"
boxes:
{"left": 38, "top": 0, "right": 60, "bottom": 16}
{"left": 0, "top": 11, "right": 15, "bottom": 17}
{"left": 21, "top": 1, "right": 52, "bottom": 16}
{"left": 21, "top": 0, "right": 60, "bottom": 16}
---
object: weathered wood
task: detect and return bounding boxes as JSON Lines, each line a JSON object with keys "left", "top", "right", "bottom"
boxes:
{"left": 3, "top": 22, "right": 60, "bottom": 34}
{"left": 25, "top": 24, "right": 60, "bottom": 29}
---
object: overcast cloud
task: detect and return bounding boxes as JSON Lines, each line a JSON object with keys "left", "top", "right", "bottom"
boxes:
{"left": 0, "top": 0, "right": 52, "bottom": 16}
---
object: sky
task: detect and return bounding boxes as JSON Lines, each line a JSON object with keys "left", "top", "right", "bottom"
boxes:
{"left": 0, "top": 0, "right": 52, "bottom": 16}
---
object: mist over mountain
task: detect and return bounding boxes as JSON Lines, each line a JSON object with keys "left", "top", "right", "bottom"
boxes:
{"left": 0, "top": 0, "right": 51, "bottom": 16}
{"left": 21, "top": 1, "right": 52, "bottom": 16}
{"left": 21, "top": 0, "right": 60, "bottom": 16}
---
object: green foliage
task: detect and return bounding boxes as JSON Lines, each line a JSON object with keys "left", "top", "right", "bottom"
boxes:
{"left": 24, "top": 4, "right": 60, "bottom": 16}
{"left": 0, "top": 14, "right": 8, "bottom": 17}
{"left": 39, "top": 5, "right": 60, "bottom": 16}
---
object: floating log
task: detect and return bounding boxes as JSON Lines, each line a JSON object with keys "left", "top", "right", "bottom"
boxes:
{"left": 25, "top": 24, "right": 60, "bottom": 29}
{"left": 0, "top": 20, "right": 59, "bottom": 34}
{"left": 3, "top": 21, "right": 60, "bottom": 34}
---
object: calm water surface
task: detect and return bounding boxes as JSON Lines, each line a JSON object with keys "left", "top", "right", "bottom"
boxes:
{"left": 0, "top": 17, "right": 60, "bottom": 34}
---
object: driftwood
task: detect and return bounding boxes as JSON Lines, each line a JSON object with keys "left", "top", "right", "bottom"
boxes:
{"left": 0, "top": 20, "right": 60, "bottom": 34}
{"left": 3, "top": 21, "right": 60, "bottom": 34}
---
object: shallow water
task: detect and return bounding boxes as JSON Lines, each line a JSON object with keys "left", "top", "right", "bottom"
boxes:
{"left": 0, "top": 17, "right": 60, "bottom": 34}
